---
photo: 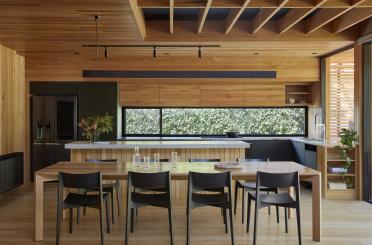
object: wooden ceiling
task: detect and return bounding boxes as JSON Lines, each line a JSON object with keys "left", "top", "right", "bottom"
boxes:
{"left": 0, "top": 0, "right": 371, "bottom": 57}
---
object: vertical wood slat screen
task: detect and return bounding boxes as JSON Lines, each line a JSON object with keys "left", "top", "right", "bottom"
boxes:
{"left": 329, "top": 61, "right": 354, "bottom": 140}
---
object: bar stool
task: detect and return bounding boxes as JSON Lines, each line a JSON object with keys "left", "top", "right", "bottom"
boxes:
{"left": 187, "top": 171, "right": 234, "bottom": 245}
{"left": 56, "top": 172, "right": 110, "bottom": 245}
{"left": 125, "top": 171, "right": 174, "bottom": 245}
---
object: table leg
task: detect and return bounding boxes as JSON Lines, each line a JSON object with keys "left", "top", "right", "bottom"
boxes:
{"left": 287, "top": 187, "right": 294, "bottom": 219}
{"left": 312, "top": 174, "right": 321, "bottom": 242}
{"left": 34, "top": 174, "right": 44, "bottom": 241}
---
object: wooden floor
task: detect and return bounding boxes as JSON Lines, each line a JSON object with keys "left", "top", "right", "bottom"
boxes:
{"left": 1, "top": 183, "right": 372, "bottom": 245}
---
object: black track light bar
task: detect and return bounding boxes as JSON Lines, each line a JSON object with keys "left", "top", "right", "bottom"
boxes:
{"left": 82, "top": 44, "right": 221, "bottom": 48}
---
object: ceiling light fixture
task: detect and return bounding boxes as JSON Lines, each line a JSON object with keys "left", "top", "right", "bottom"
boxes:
{"left": 153, "top": 46, "right": 157, "bottom": 59}
{"left": 82, "top": 44, "right": 220, "bottom": 59}
{"left": 94, "top": 15, "right": 100, "bottom": 60}
{"left": 104, "top": 46, "right": 109, "bottom": 58}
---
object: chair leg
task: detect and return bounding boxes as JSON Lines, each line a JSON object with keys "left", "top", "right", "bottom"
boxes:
{"left": 241, "top": 188, "right": 245, "bottom": 224}
{"left": 223, "top": 207, "right": 228, "bottom": 233}
{"left": 99, "top": 206, "right": 105, "bottom": 245}
{"left": 284, "top": 208, "right": 288, "bottom": 234}
{"left": 187, "top": 205, "right": 192, "bottom": 245}
{"left": 168, "top": 207, "right": 174, "bottom": 245}
{"left": 246, "top": 196, "right": 251, "bottom": 233}
{"left": 110, "top": 191, "right": 115, "bottom": 224}
{"left": 130, "top": 208, "right": 134, "bottom": 233}
{"left": 234, "top": 182, "right": 238, "bottom": 215}
{"left": 69, "top": 208, "right": 73, "bottom": 234}
{"left": 125, "top": 204, "right": 131, "bottom": 245}
{"left": 253, "top": 202, "right": 259, "bottom": 245}
{"left": 56, "top": 206, "right": 62, "bottom": 245}
{"left": 276, "top": 205, "right": 280, "bottom": 223}
{"left": 77, "top": 207, "right": 80, "bottom": 224}
{"left": 267, "top": 191, "right": 271, "bottom": 215}
{"left": 296, "top": 207, "right": 302, "bottom": 245}
{"left": 228, "top": 204, "right": 235, "bottom": 245}
{"left": 105, "top": 200, "right": 111, "bottom": 234}
{"left": 116, "top": 182, "right": 121, "bottom": 216}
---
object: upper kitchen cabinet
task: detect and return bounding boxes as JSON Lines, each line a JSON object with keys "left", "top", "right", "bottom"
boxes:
{"left": 200, "top": 85, "right": 245, "bottom": 106}
{"left": 120, "top": 83, "right": 159, "bottom": 106}
{"left": 244, "top": 84, "right": 285, "bottom": 106}
{"left": 159, "top": 84, "right": 200, "bottom": 106}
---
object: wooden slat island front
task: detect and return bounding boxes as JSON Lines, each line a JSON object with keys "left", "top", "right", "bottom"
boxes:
{"left": 34, "top": 161, "right": 321, "bottom": 242}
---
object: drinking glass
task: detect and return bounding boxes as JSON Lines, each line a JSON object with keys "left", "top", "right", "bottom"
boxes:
{"left": 133, "top": 153, "right": 141, "bottom": 166}
{"left": 154, "top": 153, "right": 160, "bottom": 163}
{"left": 171, "top": 152, "right": 178, "bottom": 163}
{"left": 143, "top": 156, "right": 150, "bottom": 170}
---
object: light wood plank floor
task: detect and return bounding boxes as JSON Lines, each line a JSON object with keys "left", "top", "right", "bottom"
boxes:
{"left": 1, "top": 183, "right": 372, "bottom": 245}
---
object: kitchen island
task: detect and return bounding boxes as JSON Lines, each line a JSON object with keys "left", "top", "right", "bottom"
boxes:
{"left": 65, "top": 140, "right": 250, "bottom": 199}
{"left": 65, "top": 140, "right": 250, "bottom": 163}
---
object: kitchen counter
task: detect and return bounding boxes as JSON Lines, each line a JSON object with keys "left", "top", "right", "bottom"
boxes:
{"left": 119, "top": 137, "right": 339, "bottom": 147}
{"left": 65, "top": 140, "right": 251, "bottom": 149}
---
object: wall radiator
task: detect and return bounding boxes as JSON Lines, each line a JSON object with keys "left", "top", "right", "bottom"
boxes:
{"left": 0, "top": 152, "right": 23, "bottom": 194}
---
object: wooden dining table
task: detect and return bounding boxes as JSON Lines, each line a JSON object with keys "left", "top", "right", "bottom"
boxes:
{"left": 34, "top": 161, "right": 321, "bottom": 242}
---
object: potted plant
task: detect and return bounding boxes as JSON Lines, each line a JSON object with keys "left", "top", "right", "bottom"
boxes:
{"left": 78, "top": 113, "right": 114, "bottom": 142}
{"left": 336, "top": 128, "right": 358, "bottom": 187}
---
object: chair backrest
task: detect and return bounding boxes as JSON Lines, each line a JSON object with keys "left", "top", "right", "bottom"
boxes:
{"left": 86, "top": 159, "right": 117, "bottom": 163}
{"left": 256, "top": 171, "right": 299, "bottom": 189}
{"left": 237, "top": 158, "right": 266, "bottom": 163}
{"left": 58, "top": 172, "right": 101, "bottom": 189}
{"left": 128, "top": 171, "right": 170, "bottom": 190}
{"left": 189, "top": 171, "right": 231, "bottom": 189}
{"left": 189, "top": 158, "right": 220, "bottom": 163}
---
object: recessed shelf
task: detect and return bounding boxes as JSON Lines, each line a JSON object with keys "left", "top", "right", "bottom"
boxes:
{"left": 327, "top": 174, "right": 356, "bottom": 177}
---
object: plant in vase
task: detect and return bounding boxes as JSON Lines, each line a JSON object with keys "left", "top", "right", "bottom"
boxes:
{"left": 78, "top": 113, "right": 114, "bottom": 142}
{"left": 336, "top": 128, "right": 358, "bottom": 188}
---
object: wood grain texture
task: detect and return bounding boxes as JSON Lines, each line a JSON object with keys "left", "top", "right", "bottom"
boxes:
{"left": 0, "top": 44, "right": 25, "bottom": 156}
{"left": 244, "top": 84, "right": 285, "bottom": 106}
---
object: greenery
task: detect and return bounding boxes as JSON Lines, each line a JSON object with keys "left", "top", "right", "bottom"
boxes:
{"left": 79, "top": 113, "right": 114, "bottom": 142}
{"left": 125, "top": 108, "right": 305, "bottom": 135}
{"left": 336, "top": 128, "right": 358, "bottom": 174}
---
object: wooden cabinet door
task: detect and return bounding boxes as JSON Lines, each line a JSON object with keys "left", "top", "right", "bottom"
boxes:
{"left": 200, "top": 85, "right": 244, "bottom": 106}
{"left": 244, "top": 84, "right": 285, "bottom": 106}
{"left": 159, "top": 84, "right": 200, "bottom": 106}
{"left": 120, "top": 83, "right": 159, "bottom": 106}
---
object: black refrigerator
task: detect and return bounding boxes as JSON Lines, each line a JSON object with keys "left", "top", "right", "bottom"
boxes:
{"left": 31, "top": 96, "right": 77, "bottom": 179}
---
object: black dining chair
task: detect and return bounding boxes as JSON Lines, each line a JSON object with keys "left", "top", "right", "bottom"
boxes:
{"left": 81, "top": 159, "right": 121, "bottom": 224}
{"left": 247, "top": 171, "right": 301, "bottom": 245}
{"left": 234, "top": 158, "right": 279, "bottom": 224}
{"left": 125, "top": 171, "right": 174, "bottom": 245}
{"left": 187, "top": 171, "right": 234, "bottom": 245}
{"left": 56, "top": 172, "right": 110, "bottom": 245}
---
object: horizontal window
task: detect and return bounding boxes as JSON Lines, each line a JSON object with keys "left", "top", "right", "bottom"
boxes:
{"left": 123, "top": 107, "right": 307, "bottom": 137}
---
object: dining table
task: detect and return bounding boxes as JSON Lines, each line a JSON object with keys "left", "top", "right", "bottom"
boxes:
{"left": 34, "top": 161, "right": 321, "bottom": 242}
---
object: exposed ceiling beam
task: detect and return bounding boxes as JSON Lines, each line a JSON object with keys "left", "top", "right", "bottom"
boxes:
{"left": 170, "top": 0, "right": 174, "bottom": 34}
{"left": 128, "top": 0, "right": 146, "bottom": 39}
{"left": 278, "top": 0, "right": 328, "bottom": 34}
{"left": 225, "top": 0, "right": 253, "bottom": 34}
{"left": 333, "top": 8, "right": 372, "bottom": 33}
{"left": 251, "top": 0, "right": 289, "bottom": 34}
{"left": 306, "top": 0, "right": 366, "bottom": 34}
{"left": 197, "top": 0, "right": 213, "bottom": 34}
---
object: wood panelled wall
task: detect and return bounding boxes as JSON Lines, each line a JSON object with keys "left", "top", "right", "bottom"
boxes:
{"left": 25, "top": 54, "right": 319, "bottom": 83}
{"left": 0, "top": 45, "right": 25, "bottom": 155}
{"left": 120, "top": 82, "right": 286, "bottom": 107}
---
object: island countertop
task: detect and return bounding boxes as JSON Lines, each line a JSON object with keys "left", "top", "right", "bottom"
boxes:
{"left": 65, "top": 140, "right": 251, "bottom": 149}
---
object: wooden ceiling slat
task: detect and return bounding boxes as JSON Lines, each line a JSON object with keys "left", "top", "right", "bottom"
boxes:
{"left": 225, "top": 0, "right": 253, "bottom": 34}
{"left": 278, "top": 0, "right": 328, "bottom": 34}
{"left": 197, "top": 0, "right": 213, "bottom": 34}
{"left": 128, "top": 0, "right": 147, "bottom": 39}
{"left": 332, "top": 7, "right": 372, "bottom": 33}
{"left": 170, "top": 0, "right": 174, "bottom": 34}
{"left": 251, "top": 0, "right": 289, "bottom": 33}
{"left": 305, "top": 0, "right": 367, "bottom": 33}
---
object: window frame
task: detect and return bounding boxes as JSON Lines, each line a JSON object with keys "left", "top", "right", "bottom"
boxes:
{"left": 122, "top": 106, "right": 308, "bottom": 137}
